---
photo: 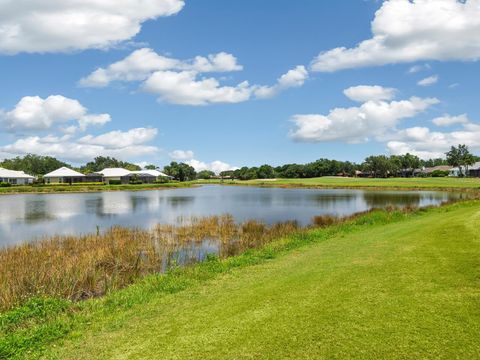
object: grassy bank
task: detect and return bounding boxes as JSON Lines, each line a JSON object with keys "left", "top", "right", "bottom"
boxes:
{"left": 0, "top": 182, "right": 193, "bottom": 195}
{"left": 199, "top": 176, "right": 480, "bottom": 191}
{"left": 1, "top": 201, "right": 479, "bottom": 359}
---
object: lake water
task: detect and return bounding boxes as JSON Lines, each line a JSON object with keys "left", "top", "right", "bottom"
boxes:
{"left": 0, "top": 185, "right": 464, "bottom": 247}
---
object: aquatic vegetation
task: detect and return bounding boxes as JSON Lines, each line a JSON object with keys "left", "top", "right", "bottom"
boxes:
{"left": 0, "top": 215, "right": 300, "bottom": 311}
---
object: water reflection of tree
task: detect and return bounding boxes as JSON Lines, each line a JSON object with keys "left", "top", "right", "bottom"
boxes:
{"left": 363, "top": 192, "right": 422, "bottom": 208}
{"left": 24, "top": 200, "right": 55, "bottom": 223}
{"left": 166, "top": 196, "right": 195, "bottom": 208}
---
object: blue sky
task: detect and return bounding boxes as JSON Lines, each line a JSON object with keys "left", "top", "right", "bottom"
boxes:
{"left": 1, "top": 0, "right": 479, "bottom": 172}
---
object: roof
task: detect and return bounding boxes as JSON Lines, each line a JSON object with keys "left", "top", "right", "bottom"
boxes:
{"left": 131, "top": 169, "right": 172, "bottom": 177}
{"left": 450, "top": 162, "right": 480, "bottom": 172}
{"left": 423, "top": 165, "right": 452, "bottom": 173}
{"left": 470, "top": 162, "right": 480, "bottom": 171}
{"left": 98, "top": 168, "right": 132, "bottom": 177}
{"left": 0, "top": 167, "right": 35, "bottom": 179}
{"left": 44, "top": 167, "right": 85, "bottom": 178}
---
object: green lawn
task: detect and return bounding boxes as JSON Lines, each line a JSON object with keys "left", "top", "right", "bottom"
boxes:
{"left": 17, "top": 201, "right": 476, "bottom": 359}
{"left": 201, "top": 176, "right": 480, "bottom": 190}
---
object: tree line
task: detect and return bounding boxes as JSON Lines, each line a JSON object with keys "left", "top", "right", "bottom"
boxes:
{"left": 0, "top": 145, "right": 478, "bottom": 180}
{"left": 0, "top": 155, "right": 141, "bottom": 176}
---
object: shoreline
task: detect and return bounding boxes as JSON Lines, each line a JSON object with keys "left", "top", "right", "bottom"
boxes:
{"left": 197, "top": 177, "right": 480, "bottom": 193}
{"left": 1, "top": 177, "right": 480, "bottom": 195}
{"left": 0, "top": 182, "right": 196, "bottom": 196}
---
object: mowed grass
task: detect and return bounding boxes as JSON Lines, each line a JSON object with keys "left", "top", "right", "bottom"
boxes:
{"left": 201, "top": 176, "right": 480, "bottom": 190}
{"left": 37, "top": 201, "right": 480, "bottom": 359}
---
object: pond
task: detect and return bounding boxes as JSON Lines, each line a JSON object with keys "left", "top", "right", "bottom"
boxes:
{"left": 0, "top": 185, "right": 465, "bottom": 247}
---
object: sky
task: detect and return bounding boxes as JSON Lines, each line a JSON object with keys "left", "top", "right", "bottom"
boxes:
{"left": 0, "top": 0, "right": 479, "bottom": 173}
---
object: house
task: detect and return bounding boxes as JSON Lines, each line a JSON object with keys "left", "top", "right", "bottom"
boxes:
{"left": 43, "top": 167, "right": 85, "bottom": 184}
{"left": 468, "top": 162, "right": 480, "bottom": 177}
{"left": 96, "top": 168, "right": 173, "bottom": 184}
{"left": 98, "top": 168, "right": 132, "bottom": 184}
{"left": 449, "top": 162, "right": 480, "bottom": 177}
{"left": 0, "top": 167, "right": 35, "bottom": 185}
{"left": 418, "top": 165, "right": 452, "bottom": 176}
{"left": 131, "top": 169, "right": 172, "bottom": 183}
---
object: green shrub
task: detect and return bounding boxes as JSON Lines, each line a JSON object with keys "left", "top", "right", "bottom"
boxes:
{"left": 431, "top": 170, "right": 449, "bottom": 177}
{"left": 0, "top": 182, "right": 11, "bottom": 187}
{"left": 107, "top": 180, "right": 122, "bottom": 185}
{"left": 129, "top": 180, "right": 143, "bottom": 185}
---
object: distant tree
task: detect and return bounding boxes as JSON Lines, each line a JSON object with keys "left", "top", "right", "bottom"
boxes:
{"left": 391, "top": 153, "right": 421, "bottom": 177}
{"left": 81, "top": 156, "right": 140, "bottom": 173}
{"left": 196, "top": 170, "right": 215, "bottom": 179}
{"left": 219, "top": 170, "right": 234, "bottom": 179}
{"left": 363, "top": 155, "right": 395, "bottom": 178}
{"left": 145, "top": 164, "right": 157, "bottom": 170}
{"left": 163, "top": 162, "right": 196, "bottom": 181}
{"left": 257, "top": 164, "right": 276, "bottom": 179}
{"left": 0, "top": 154, "right": 70, "bottom": 175}
{"left": 446, "top": 144, "right": 475, "bottom": 176}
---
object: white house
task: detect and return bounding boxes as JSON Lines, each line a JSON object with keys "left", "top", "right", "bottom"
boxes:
{"left": 44, "top": 167, "right": 85, "bottom": 184}
{"left": 98, "top": 168, "right": 132, "bottom": 184}
{"left": 0, "top": 167, "right": 35, "bottom": 185}
{"left": 449, "top": 162, "right": 480, "bottom": 177}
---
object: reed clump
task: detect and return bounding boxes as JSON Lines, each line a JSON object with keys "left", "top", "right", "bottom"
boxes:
{"left": 0, "top": 215, "right": 301, "bottom": 311}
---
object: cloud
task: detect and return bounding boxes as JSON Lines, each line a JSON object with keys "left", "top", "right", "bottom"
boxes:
{"left": 432, "top": 114, "right": 469, "bottom": 127}
{"left": 143, "top": 70, "right": 253, "bottom": 105}
{"left": 80, "top": 48, "right": 308, "bottom": 105}
{"left": 254, "top": 66, "right": 308, "bottom": 98}
{"left": 1, "top": 95, "right": 110, "bottom": 132}
{"left": 417, "top": 75, "right": 439, "bottom": 87}
{"left": 169, "top": 149, "right": 194, "bottom": 160}
{"left": 0, "top": 128, "right": 158, "bottom": 162}
{"left": 407, "top": 64, "right": 431, "bottom": 74}
{"left": 311, "top": 0, "right": 480, "bottom": 72}
{"left": 186, "top": 159, "right": 237, "bottom": 174}
{"left": 343, "top": 85, "right": 396, "bottom": 102}
{"left": 0, "top": 0, "right": 184, "bottom": 54}
{"left": 290, "top": 88, "right": 438, "bottom": 143}
{"left": 387, "top": 122, "right": 480, "bottom": 159}
{"left": 78, "top": 127, "right": 157, "bottom": 148}
{"left": 79, "top": 48, "right": 242, "bottom": 88}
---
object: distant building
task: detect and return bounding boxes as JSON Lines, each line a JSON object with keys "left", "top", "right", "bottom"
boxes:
{"left": 469, "top": 162, "right": 480, "bottom": 177}
{"left": 419, "top": 165, "right": 453, "bottom": 176}
{"left": 44, "top": 167, "right": 85, "bottom": 184}
{"left": 0, "top": 167, "right": 35, "bottom": 185}
{"left": 131, "top": 169, "right": 172, "bottom": 183}
{"left": 449, "top": 162, "right": 480, "bottom": 177}
{"left": 97, "top": 168, "right": 133, "bottom": 184}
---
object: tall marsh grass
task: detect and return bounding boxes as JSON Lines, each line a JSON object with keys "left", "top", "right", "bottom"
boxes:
{"left": 0, "top": 215, "right": 300, "bottom": 311}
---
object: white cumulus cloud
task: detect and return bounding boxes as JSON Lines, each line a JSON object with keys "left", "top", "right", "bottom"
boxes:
{"left": 255, "top": 66, "right": 309, "bottom": 99}
{"left": 169, "top": 149, "right": 195, "bottom": 160}
{"left": 387, "top": 122, "right": 480, "bottom": 159}
{"left": 0, "top": 128, "right": 159, "bottom": 163}
{"left": 1, "top": 95, "right": 110, "bottom": 132}
{"left": 432, "top": 114, "right": 469, "bottom": 127}
{"left": 143, "top": 70, "right": 253, "bottom": 105}
{"left": 0, "top": 0, "right": 185, "bottom": 54}
{"left": 79, "top": 48, "right": 243, "bottom": 88}
{"left": 290, "top": 87, "right": 438, "bottom": 143}
{"left": 311, "top": 0, "right": 480, "bottom": 72}
{"left": 343, "top": 85, "right": 397, "bottom": 103}
{"left": 80, "top": 48, "right": 308, "bottom": 105}
{"left": 186, "top": 159, "right": 237, "bottom": 174}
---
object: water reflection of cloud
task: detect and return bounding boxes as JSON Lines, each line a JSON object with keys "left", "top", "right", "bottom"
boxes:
{"left": 0, "top": 186, "right": 464, "bottom": 247}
